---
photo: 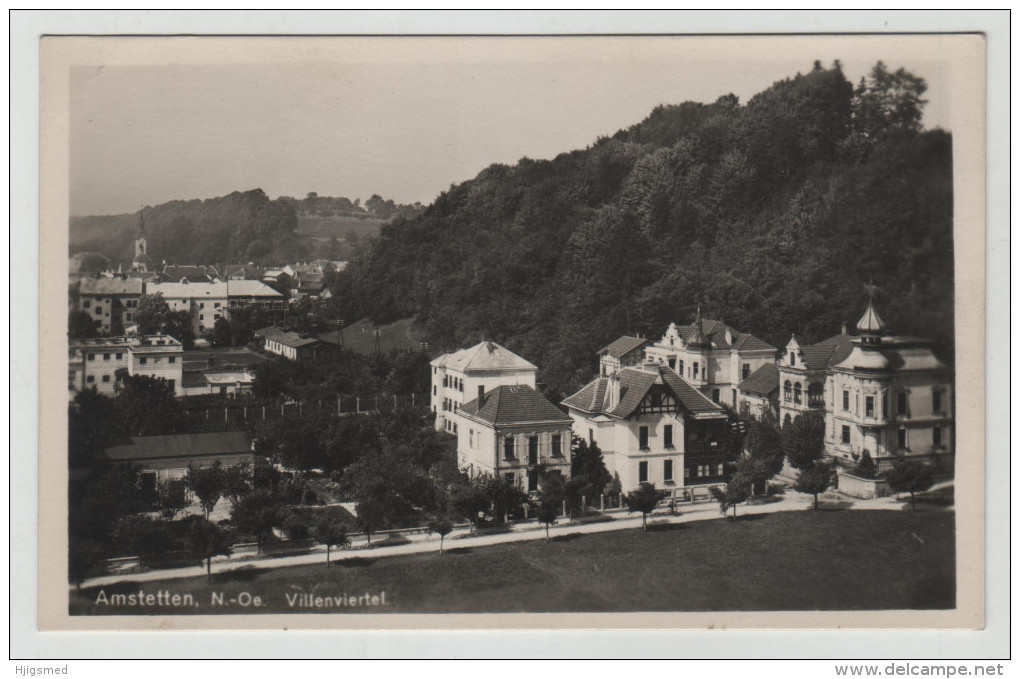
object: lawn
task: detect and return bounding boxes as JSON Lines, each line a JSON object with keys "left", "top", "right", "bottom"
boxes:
{"left": 70, "top": 510, "right": 955, "bottom": 615}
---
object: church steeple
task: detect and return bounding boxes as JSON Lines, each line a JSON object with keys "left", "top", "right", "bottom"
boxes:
{"left": 132, "top": 210, "right": 152, "bottom": 271}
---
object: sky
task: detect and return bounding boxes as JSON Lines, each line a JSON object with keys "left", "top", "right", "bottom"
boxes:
{"left": 68, "top": 37, "right": 953, "bottom": 216}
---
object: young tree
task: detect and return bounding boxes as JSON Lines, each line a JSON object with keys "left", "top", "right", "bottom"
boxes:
{"left": 135, "top": 293, "right": 170, "bottom": 335}
{"left": 450, "top": 476, "right": 491, "bottom": 533}
{"left": 624, "top": 483, "right": 663, "bottom": 531}
{"left": 710, "top": 474, "right": 753, "bottom": 519}
{"left": 884, "top": 460, "right": 935, "bottom": 511}
{"left": 733, "top": 455, "right": 772, "bottom": 498}
{"left": 161, "top": 310, "right": 196, "bottom": 349}
{"left": 68, "top": 310, "right": 99, "bottom": 339}
{"left": 115, "top": 374, "right": 184, "bottom": 436}
{"left": 567, "top": 438, "right": 612, "bottom": 511}
{"left": 154, "top": 478, "right": 189, "bottom": 524}
{"left": 230, "top": 489, "right": 284, "bottom": 554}
{"left": 854, "top": 451, "right": 879, "bottom": 479}
{"left": 355, "top": 495, "right": 387, "bottom": 546}
{"left": 795, "top": 460, "right": 836, "bottom": 509}
{"left": 783, "top": 413, "right": 826, "bottom": 470}
{"left": 427, "top": 515, "right": 454, "bottom": 554}
{"left": 744, "top": 414, "right": 784, "bottom": 478}
{"left": 314, "top": 514, "right": 350, "bottom": 566}
{"left": 534, "top": 473, "right": 566, "bottom": 540}
{"left": 221, "top": 462, "right": 253, "bottom": 507}
{"left": 183, "top": 515, "right": 233, "bottom": 581}
{"left": 187, "top": 463, "right": 224, "bottom": 518}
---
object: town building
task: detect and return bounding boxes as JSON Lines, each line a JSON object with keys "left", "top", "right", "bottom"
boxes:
{"left": 823, "top": 299, "right": 954, "bottom": 472}
{"left": 430, "top": 341, "right": 538, "bottom": 433}
{"left": 736, "top": 363, "right": 780, "bottom": 419}
{"left": 131, "top": 217, "right": 152, "bottom": 273}
{"left": 78, "top": 276, "right": 144, "bottom": 335}
{"left": 68, "top": 334, "right": 183, "bottom": 397}
{"left": 778, "top": 327, "right": 854, "bottom": 427}
{"left": 562, "top": 361, "right": 731, "bottom": 496}
{"left": 181, "top": 369, "right": 256, "bottom": 398}
{"left": 256, "top": 326, "right": 331, "bottom": 361}
{"left": 156, "top": 265, "right": 217, "bottom": 283}
{"left": 104, "top": 431, "right": 255, "bottom": 482}
{"left": 456, "top": 384, "right": 573, "bottom": 494}
{"left": 146, "top": 280, "right": 286, "bottom": 336}
{"left": 644, "top": 309, "right": 777, "bottom": 409}
{"left": 127, "top": 335, "right": 184, "bottom": 396}
{"left": 597, "top": 336, "right": 649, "bottom": 377}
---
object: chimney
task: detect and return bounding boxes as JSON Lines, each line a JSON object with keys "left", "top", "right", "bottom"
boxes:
{"left": 841, "top": 322, "right": 848, "bottom": 335}
{"left": 606, "top": 374, "right": 621, "bottom": 411}
{"left": 477, "top": 385, "right": 486, "bottom": 407}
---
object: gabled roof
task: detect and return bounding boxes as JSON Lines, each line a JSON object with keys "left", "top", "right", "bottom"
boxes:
{"left": 671, "top": 318, "right": 775, "bottom": 353}
{"left": 562, "top": 365, "right": 726, "bottom": 419}
{"left": 799, "top": 334, "right": 856, "bottom": 371}
{"left": 432, "top": 341, "right": 537, "bottom": 373}
{"left": 459, "top": 385, "right": 570, "bottom": 427}
{"left": 147, "top": 281, "right": 229, "bottom": 298}
{"left": 738, "top": 363, "right": 779, "bottom": 396}
{"left": 256, "top": 326, "right": 324, "bottom": 348}
{"left": 159, "top": 265, "right": 215, "bottom": 283}
{"left": 225, "top": 280, "right": 284, "bottom": 298}
{"left": 105, "top": 431, "right": 251, "bottom": 462}
{"left": 598, "top": 336, "right": 649, "bottom": 359}
{"left": 80, "top": 277, "right": 144, "bottom": 296}
{"left": 220, "top": 265, "right": 266, "bottom": 280}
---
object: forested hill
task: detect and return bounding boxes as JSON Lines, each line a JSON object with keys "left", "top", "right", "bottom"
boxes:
{"left": 70, "top": 189, "right": 301, "bottom": 265}
{"left": 336, "top": 62, "right": 953, "bottom": 398}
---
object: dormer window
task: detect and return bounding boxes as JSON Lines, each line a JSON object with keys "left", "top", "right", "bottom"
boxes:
{"left": 790, "top": 352, "right": 797, "bottom": 366}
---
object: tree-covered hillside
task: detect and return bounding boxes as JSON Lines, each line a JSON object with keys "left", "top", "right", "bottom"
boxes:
{"left": 336, "top": 62, "right": 953, "bottom": 398}
{"left": 70, "top": 189, "right": 301, "bottom": 265}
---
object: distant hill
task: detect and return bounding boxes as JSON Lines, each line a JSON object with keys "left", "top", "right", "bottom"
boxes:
{"left": 337, "top": 62, "right": 954, "bottom": 398}
{"left": 70, "top": 189, "right": 301, "bottom": 265}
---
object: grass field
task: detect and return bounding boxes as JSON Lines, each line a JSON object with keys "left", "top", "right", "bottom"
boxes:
{"left": 71, "top": 510, "right": 954, "bottom": 615}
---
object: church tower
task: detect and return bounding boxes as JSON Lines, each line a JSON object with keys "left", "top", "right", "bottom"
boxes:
{"left": 131, "top": 211, "right": 152, "bottom": 272}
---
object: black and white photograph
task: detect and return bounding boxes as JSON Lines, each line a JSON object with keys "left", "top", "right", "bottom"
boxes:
{"left": 35, "top": 31, "right": 988, "bottom": 632}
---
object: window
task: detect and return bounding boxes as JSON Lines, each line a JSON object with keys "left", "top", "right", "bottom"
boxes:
{"left": 684, "top": 466, "right": 690, "bottom": 479}
{"left": 897, "top": 428, "right": 907, "bottom": 449}
{"left": 932, "top": 426, "right": 942, "bottom": 447}
{"left": 199, "top": 302, "right": 205, "bottom": 309}
{"left": 693, "top": 362, "right": 700, "bottom": 379}
{"left": 784, "top": 381, "right": 792, "bottom": 402}
{"left": 842, "top": 390, "right": 850, "bottom": 411}
{"left": 528, "top": 436, "right": 539, "bottom": 465}
{"left": 697, "top": 465, "right": 711, "bottom": 477}
{"left": 841, "top": 426, "right": 851, "bottom": 444}
{"left": 668, "top": 357, "right": 676, "bottom": 371}
{"left": 95, "top": 306, "right": 102, "bottom": 315}
{"left": 588, "top": 428, "right": 594, "bottom": 444}
{"left": 443, "top": 376, "right": 448, "bottom": 387}
{"left": 712, "top": 388, "right": 720, "bottom": 403}
{"left": 126, "top": 313, "right": 132, "bottom": 322}
{"left": 677, "top": 360, "right": 684, "bottom": 375}
{"left": 168, "top": 356, "right": 176, "bottom": 363}
{"left": 504, "top": 473, "right": 515, "bottom": 486}
{"left": 154, "top": 357, "right": 161, "bottom": 364}
{"left": 791, "top": 352, "right": 797, "bottom": 366}
{"left": 86, "top": 376, "right": 95, "bottom": 383}
{"left": 453, "top": 423, "right": 457, "bottom": 434}
{"left": 199, "top": 314, "right": 204, "bottom": 321}
{"left": 896, "top": 392, "right": 907, "bottom": 416}
{"left": 214, "top": 314, "right": 221, "bottom": 320}
{"left": 664, "top": 460, "right": 673, "bottom": 482}
{"left": 139, "top": 357, "right": 147, "bottom": 365}
{"left": 793, "top": 383, "right": 802, "bottom": 404}
{"left": 865, "top": 396, "right": 875, "bottom": 418}
{"left": 528, "top": 470, "right": 538, "bottom": 492}
{"left": 663, "top": 425, "right": 674, "bottom": 448}
{"left": 638, "top": 461, "right": 648, "bottom": 483}
{"left": 87, "top": 353, "right": 95, "bottom": 361}
{"left": 638, "top": 426, "right": 649, "bottom": 450}
{"left": 83, "top": 300, "right": 91, "bottom": 309}
{"left": 433, "top": 385, "right": 436, "bottom": 396}
{"left": 504, "top": 436, "right": 515, "bottom": 459}
{"left": 551, "top": 434, "right": 562, "bottom": 457}
{"left": 101, "top": 375, "right": 110, "bottom": 383}
{"left": 932, "top": 388, "right": 943, "bottom": 413}
{"left": 742, "top": 363, "right": 751, "bottom": 380}
{"left": 214, "top": 302, "right": 221, "bottom": 308}
{"left": 469, "top": 430, "right": 474, "bottom": 448}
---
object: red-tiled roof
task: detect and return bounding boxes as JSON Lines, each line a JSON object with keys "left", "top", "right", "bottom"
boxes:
{"left": 800, "top": 334, "right": 855, "bottom": 371}
{"left": 597, "top": 336, "right": 649, "bottom": 359}
{"left": 738, "top": 363, "right": 779, "bottom": 396}
{"left": 105, "top": 431, "right": 251, "bottom": 462}
{"left": 562, "top": 366, "right": 726, "bottom": 419}
{"left": 459, "top": 385, "right": 570, "bottom": 426}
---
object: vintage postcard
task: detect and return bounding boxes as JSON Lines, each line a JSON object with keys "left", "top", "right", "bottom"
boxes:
{"left": 39, "top": 34, "right": 986, "bottom": 631}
